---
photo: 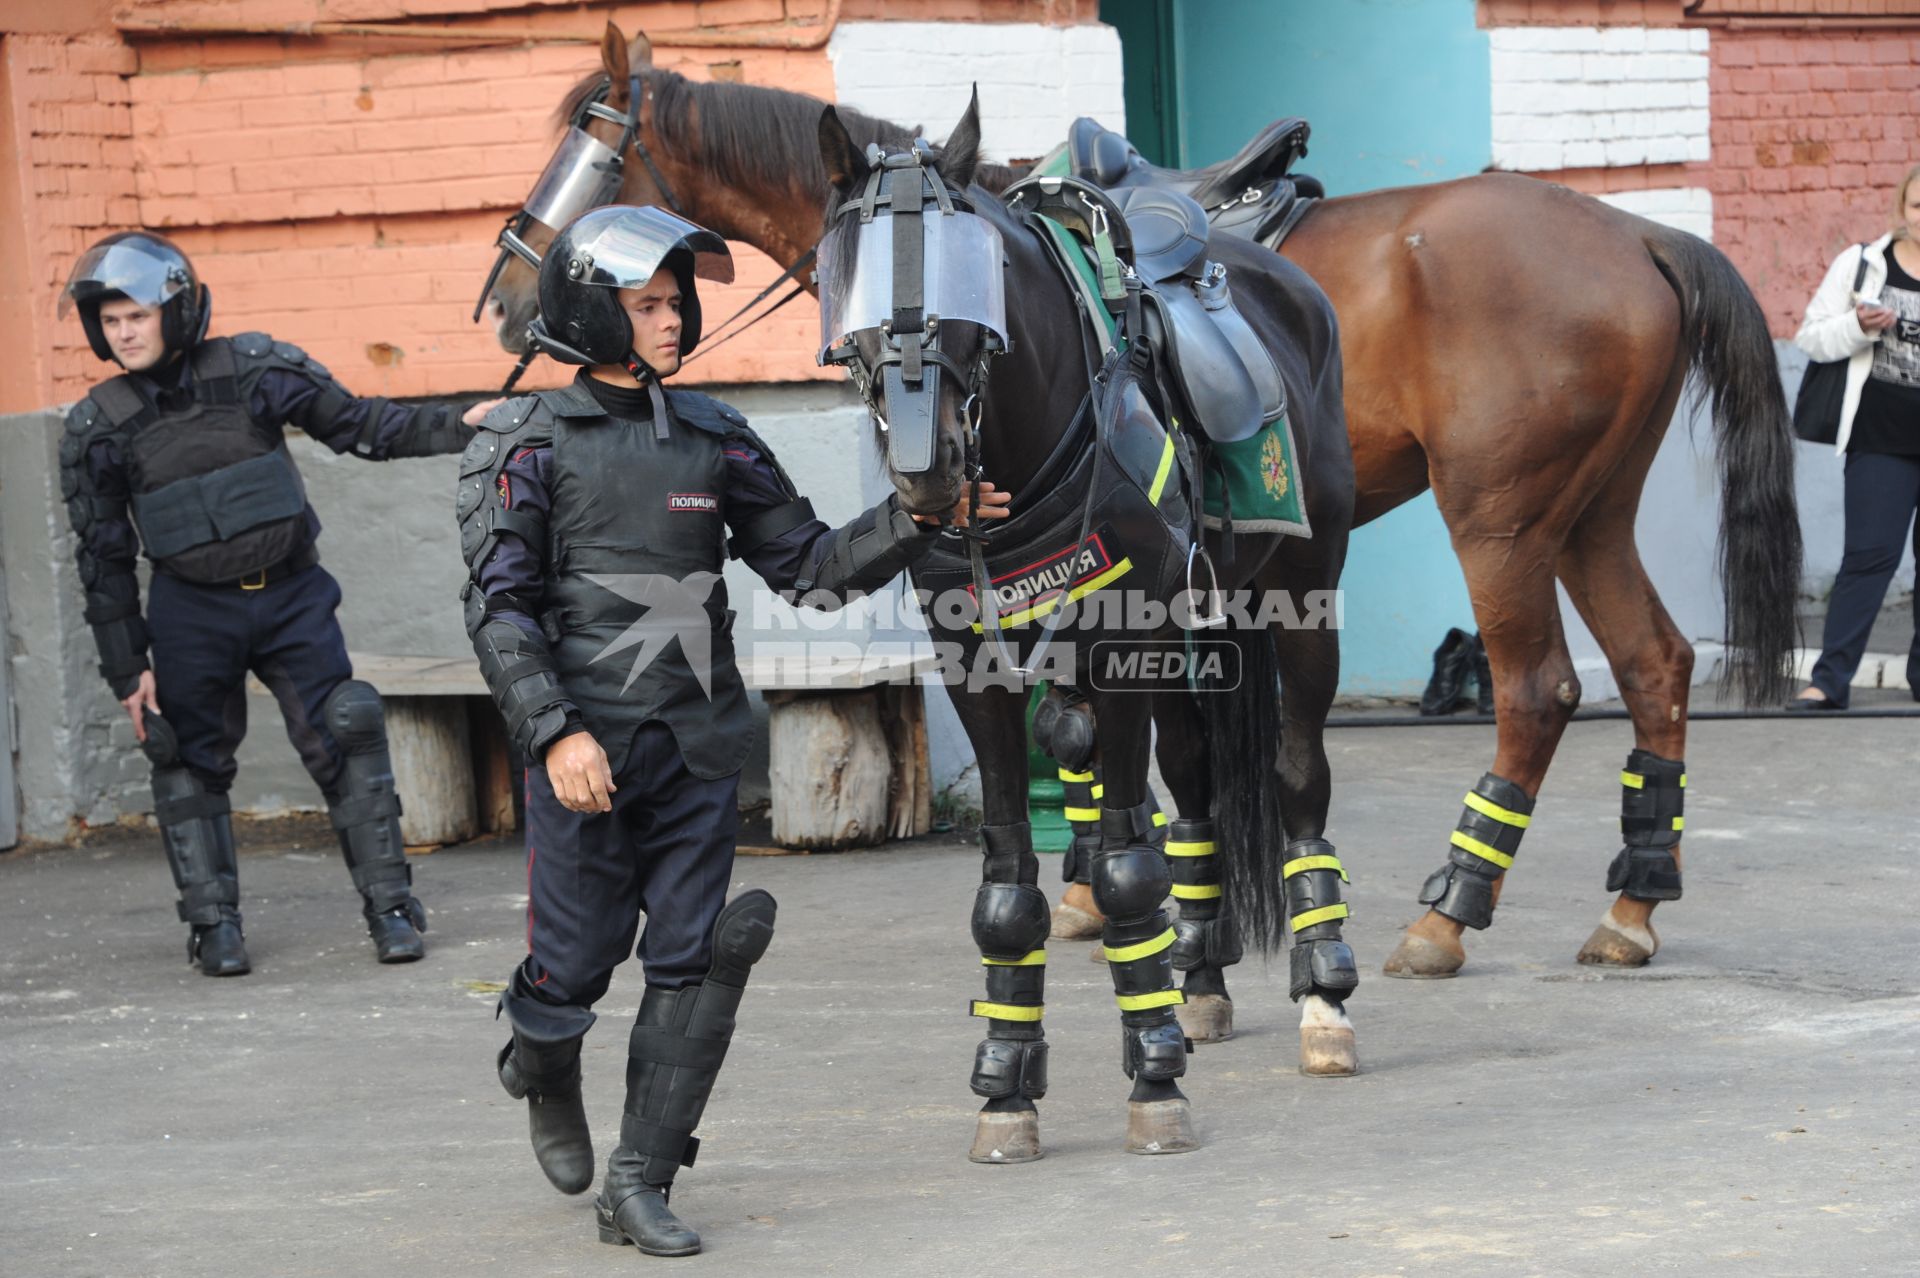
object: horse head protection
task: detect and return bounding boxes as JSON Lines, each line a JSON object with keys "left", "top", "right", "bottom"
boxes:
{"left": 818, "top": 140, "right": 1010, "bottom": 476}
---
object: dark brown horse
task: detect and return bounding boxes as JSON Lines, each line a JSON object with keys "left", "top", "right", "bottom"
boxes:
{"left": 484, "top": 28, "right": 1800, "bottom": 981}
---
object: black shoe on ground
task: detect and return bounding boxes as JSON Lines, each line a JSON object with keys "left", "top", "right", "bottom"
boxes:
{"left": 498, "top": 1036, "right": 595, "bottom": 1195}
{"left": 1420, "top": 627, "right": 1476, "bottom": 716}
{"left": 189, "top": 909, "right": 251, "bottom": 977}
{"left": 366, "top": 899, "right": 427, "bottom": 963}
{"left": 1784, "top": 693, "right": 1845, "bottom": 711}
{"left": 597, "top": 1181, "right": 701, "bottom": 1257}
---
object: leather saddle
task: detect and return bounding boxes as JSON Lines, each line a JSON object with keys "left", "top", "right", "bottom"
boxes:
{"left": 1005, "top": 174, "right": 1285, "bottom": 445}
{"left": 1064, "top": 116, "right": 1322, "bottom": 248}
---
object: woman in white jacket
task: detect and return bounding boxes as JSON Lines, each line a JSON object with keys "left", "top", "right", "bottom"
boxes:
{"left": 1789, "top": 163, "right": 1920, "bottom": 709}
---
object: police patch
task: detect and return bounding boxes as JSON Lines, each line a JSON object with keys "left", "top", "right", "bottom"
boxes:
{"left": 968, "top": 524, "right": 1123, "bottom": 614}
{"left": 668, "top": 492, "right": 719, "bottom": 513}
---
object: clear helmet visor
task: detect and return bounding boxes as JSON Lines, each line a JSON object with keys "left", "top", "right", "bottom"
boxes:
{"left": 60, "top": 240, "right": 192, "bottom": 316}
{"left": 817, "top": 211, "right": 1008, "bottom": 362}
{"left": 522, "top": 127, "right": 625, "bottom": 232}
{"left": 560, "top": 206, "right": 735, "bottom": 290}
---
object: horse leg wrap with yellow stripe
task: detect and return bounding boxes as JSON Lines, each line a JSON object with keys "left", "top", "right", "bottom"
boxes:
{"left": 1095, "top": 807, "right": 1187, "bottom": 1082}
{"left": 1606, "top": 750, "right": 1684, "bottom": 902}
{"left": 1059, "top": 767, "right": 1167, "bottom": 884}
{"left": 1166, "top": 818, "right": 1243, "bottom": 974}
{"left": 969, "top": 822, "right": 1052, "bottom": 1101}
{"left": 1418, "top": 773, "right": 1535, "bottom": 930}
{"left": 1283, "top": 837, "right": 1359, "bottom": 1001}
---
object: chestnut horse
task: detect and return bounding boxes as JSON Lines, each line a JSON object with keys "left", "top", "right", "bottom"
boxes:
{"left": 483, "top": 28, "right": 1800, "bottom": 980}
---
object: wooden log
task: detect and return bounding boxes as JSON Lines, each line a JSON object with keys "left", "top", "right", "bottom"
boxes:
{"left": 881, "top": 683, "right": 933, "bottom": 840}
{"left": 767, "top": 688, "right": 891, "bottom": 850}
{"left": 468, "top": 697, "right": 519, "bottom": 834}
{"left": 385, "top": 695, "right": 478, "bottom": 847}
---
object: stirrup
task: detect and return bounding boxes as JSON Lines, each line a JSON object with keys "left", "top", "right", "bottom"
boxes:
{"left": 1184, "top": 542, "right": 1227, "bottom": 628}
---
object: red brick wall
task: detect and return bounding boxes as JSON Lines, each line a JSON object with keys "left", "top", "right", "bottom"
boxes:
{"left": 1708, "top": 28, "right": 1920, "bottom": 335}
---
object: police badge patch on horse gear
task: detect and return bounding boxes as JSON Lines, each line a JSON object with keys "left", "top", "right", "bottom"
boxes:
{"left": 966, "top": 524, "right": 1126, "bottom": 623}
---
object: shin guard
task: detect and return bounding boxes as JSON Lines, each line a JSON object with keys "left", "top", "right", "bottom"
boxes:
{"left": 322, "top": 680, "right": 420, "bottom": 920}
{"left": 1058, "top": 768, "right": 1099, "bottom": 886}
{"left": 1418, "top": 773, "right": 1535, "bottom": 929}
{"left": 619, "top": 890, "right": 777, "bottom": 1189}
{"left": 1166, "top": 818, "right": 1242, "bottom": 972}
{"left": 1283, "top": 838, "right": 1359, "bottom": 1001}
{"left": 1095, "top": 807, "right": 1186, "bottom": 1082}
{"left": 970, "top": 823, "right": 1050, "bottom": 1101}
{"left": 1607, "top": 751, "right": 1684, "bottom": 901}
{"left": 140, "top": 712, "right": 240, "bottom": 927}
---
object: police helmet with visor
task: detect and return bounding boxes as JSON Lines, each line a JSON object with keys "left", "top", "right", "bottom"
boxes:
{"left": 530, "top": 205, "right": 734, "bottom": 370}
{"left": 61, "top": 231, "right": 209, "bottom": 363}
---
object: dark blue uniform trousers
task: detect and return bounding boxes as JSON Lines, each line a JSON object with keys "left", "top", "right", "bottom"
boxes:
{"left": 1808, "top": 452, "right": 1920, "bottom": 707}
{"left": 515, "top": 719, "right": 739, "bottom": 1019}
{"left": 147, "top": 564, "right": 353, "bottom": 796}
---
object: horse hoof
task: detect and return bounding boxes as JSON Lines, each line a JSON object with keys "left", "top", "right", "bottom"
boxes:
{"left": 1381, "top": 932, "right": 1464, "bottom": 979}
{"left": 968, "top": 1109, "right": 1043, "bottom": 1164}
{"left": 1125, "top": 1099, "right": 1198, "bottom": 1155}
{"left": 1049, "top": 903, "right": 1103, "bottom": 941}
{"left": 1577, "top": 914, "right": 1658, "bottom": 967}
{"left": 1300, "top": 1025, "right": 1359, "bottom": 1076}
{"left": 1176, "top": 993, "right": 1234, "bottom": 1043}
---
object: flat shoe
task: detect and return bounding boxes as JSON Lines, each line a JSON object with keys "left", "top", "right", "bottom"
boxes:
{"left": 1784, "top": 695, "right": 1843, "bottom": 711}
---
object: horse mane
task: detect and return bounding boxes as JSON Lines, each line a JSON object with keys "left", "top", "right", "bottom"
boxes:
{"left": 555, "top": 65, "right": 1025, "bottom": 196}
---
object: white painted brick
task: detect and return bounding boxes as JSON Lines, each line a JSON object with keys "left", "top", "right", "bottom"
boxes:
{"left": 1688, "top": 80, "right": 1710, "bottom": 109}
{"left": 1687, "top": 29, "right": 1711, "bottom": 53}
{"left": 1685, "top": 134, "right": 1711, "bottom": 163}
{"left": 1599, "top": 186, "right": 1713, "bottom": 241}
{"left": 1582, "top": 53, "right": 1625, "bottom": 83}
{"left": 1562, "top": 139, "right": 1609, "bottom": 168}
{"left": 1599, "top": 28, "right": 1648, "bottom": 53}
{"left": 1646, "top": 29, "right": 1695, "bottom": 53}
{"left": 1647, "top": 133, "right": 1689, "bottom": 164}
{"left": 829, "top": 21, "right": 1125, "bottom": 163}
{"left": 1605, "top": 136, "right": 1649, "bottom": 166}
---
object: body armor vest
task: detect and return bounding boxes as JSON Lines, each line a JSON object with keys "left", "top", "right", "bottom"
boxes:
{"left": 85, "top": 338, "right": 311, "bottom": 583}
{"left": 537, "top": 387, "right": 752, "bottom": 780}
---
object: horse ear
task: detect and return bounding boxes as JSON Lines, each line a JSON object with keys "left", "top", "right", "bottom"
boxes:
{"left": 819, "top": 106, "right": 869, "bottom": 192}
{"left": 628, "top": 30, "right": 654, "bottom": 68}
{"left": 602, "top": 21, "right": 632, "bottom": 109}
{"left": 937, "top": 86, "right": 982, "bottom": 189}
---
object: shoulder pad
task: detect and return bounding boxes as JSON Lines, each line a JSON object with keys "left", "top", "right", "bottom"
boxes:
{"left": 230, "top": 331, "right": 276, "bottom": 360}
{"left": 665, "top": 388, "right": 748, "bottom": 436}
{"left": 64, "top": 398, "right": 103, "bottom": 436}
{"left": 230, "top": 332, "right": 333, "bottom": 381}
{"left": 476, "top": 394, "right": 547, "bottom": 435}
{"left": 460, "top": 398, "right": 550, "bottom": 476}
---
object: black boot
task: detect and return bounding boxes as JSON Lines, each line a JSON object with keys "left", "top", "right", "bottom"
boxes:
{"left": 598, "top": 891, "right": 777, "bottom": 1258}
{"left": 597, "top": 1147, "right": 701, "bottom": 1256}
{"left": 498, "top": 1030, "right": 595, "bottom": 1194}
{"left": 189, "top": 906, "right": 251, "bottom": 977}
{"left": 1420, "top": 627, "right": 1476, "bottom": 716}
{"left": 364, "top": 898, "right": 427, "bottom": 963}
{"left": 1472, "top": 632, "right": 1495, "bottom": 716}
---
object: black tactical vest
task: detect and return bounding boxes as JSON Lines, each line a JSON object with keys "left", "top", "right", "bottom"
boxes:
{"left": 84, "top": 338, "right": 312, "bottom": 583}
{"left": 532, "top": 383, "right": 753, "bottom": 780}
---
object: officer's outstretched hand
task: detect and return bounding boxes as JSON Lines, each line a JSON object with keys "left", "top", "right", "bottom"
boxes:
{"left": 546, "top": 730, "right": 616, "bottom": 813}
{"left": 122, "top": 670, "right": 160, "bottom": 744}
{"left": 911, "top": 480, "right": 1013, "bottom": 528}
{"left": 462, "top": 397, "right": 507, "bottom": 427}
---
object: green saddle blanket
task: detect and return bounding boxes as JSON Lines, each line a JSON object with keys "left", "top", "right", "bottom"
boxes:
{"left": 1033, "top": 215, "right": 1311, "bottom": 539}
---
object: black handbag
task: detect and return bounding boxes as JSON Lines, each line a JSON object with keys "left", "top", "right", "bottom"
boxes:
{"left": 1792, "top": 245, "right": 1871, "bottom": 445}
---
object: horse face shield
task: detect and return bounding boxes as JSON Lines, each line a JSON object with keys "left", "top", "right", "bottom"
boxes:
{"left": 818, "top": 151, "right": 1009, "bottom": 479}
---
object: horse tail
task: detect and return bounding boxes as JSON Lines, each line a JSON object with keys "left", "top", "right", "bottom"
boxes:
{"left": 1202, "top": 623, "right": 1289, "bottom": 954}
{"left": 1642, "top": 226, "right": 1802, "bottom": 705}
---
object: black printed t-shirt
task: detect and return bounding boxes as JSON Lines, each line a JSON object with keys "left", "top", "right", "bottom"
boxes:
{"left": 1849, "top": 246, "right": 1920, "bottom": 456}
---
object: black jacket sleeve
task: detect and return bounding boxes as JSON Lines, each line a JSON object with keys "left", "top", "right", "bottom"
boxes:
{"left": 236, "top": 335, "right": 472, "bottom": 459}
{"left": 58, "top": 400, "right": 150, "bottom": 698}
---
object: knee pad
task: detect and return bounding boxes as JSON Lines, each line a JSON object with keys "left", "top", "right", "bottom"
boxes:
{"left": 971, "top": 883, "right": 1051, "bottom": 961}
{"left": 970, "top": 1037, "right": 1049, "bottom": 1100}
{"left": 1120, "top": 1021, "right": 1188, "bottom": 1082}
{"left": 1046, "top": 702, "right": 1096, "bottom": 772}
{"left": 322, "top": 679, "right": 387, "bottom": 752}
{"left": 1091, "top": 846, "right": 1170, "bottom": 921}
{"left": 138, "top": 709, "right": 181, "bottom": 770}
{"left": 708, "top": 889, "right": 777, "bottom": 987}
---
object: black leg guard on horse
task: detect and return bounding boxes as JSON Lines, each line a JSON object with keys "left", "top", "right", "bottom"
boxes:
{"left": 597, "top": 890, "right": 777, "bottom": 1258}
{"left": 497, "top": 970, "right": 596, "bottom": 1196}
{"left": 967, "top": 823, "right": 1050, "bottom": 1163}
{"left": 1167, "top": 817, "right": 1241, "bottom": 1041}
{"left": 1607, "top": 751, "right": 1684, "bottom": 901}
{"left": 1058, "top": 768, "right": 1100, "bottom": 888}
{"left": 321, "top": 680, "right": 426, "bottom": 961}
{"left": 1417, "top": 773, "right": 1535, "bottom": 930}
{"left": 1095, "top": 808, "right": 1187, "bottom": 1086}
{"left": 140, "top": 711, "right": 248, "bottom": 976}
{"left": 1283, "top": 838, "right": 1359, "bottom": 1002}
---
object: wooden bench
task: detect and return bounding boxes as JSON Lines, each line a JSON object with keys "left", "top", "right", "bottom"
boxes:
{"left": 255, "top": 649, "right": 938, "bottom": 851}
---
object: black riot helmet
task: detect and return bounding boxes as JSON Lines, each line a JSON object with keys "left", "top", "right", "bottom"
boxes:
{"left": 61, "top": 231, "right": 210, "bottom": 364}
{"left": 528, "top": 205, "right": 733, "bottom": 372}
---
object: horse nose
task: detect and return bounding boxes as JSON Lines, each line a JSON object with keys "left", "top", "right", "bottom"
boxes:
{"left": 483, "top": 296, "right": 505, "bottom": 322}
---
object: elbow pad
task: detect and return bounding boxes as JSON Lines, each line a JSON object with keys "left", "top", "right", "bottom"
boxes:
{"left": 797, "top": 497, "right": 939, "bottom": 605}
{"left": 473, "top": 616, "right": 577, "bottom": 760}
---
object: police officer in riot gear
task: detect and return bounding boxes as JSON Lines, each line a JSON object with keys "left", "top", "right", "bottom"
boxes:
{"left": 60, "top": 230, "right": 498, "bottom": 975}
{"left": 465, "top": 205, "right": 1007, "bottom": 1256}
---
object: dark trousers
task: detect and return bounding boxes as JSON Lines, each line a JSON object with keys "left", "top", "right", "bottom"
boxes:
{"left": 1809, "top": 451, "right": 1920, "bottom": 707}
{"left": 515, "top": 720, "right": 739, "bottom": 1016}
{"left": 147, "top": 564, "right": 353, "bottom": 795}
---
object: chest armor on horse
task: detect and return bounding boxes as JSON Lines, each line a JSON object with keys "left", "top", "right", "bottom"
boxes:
{"left": 85, "top": 338, "right": 311, "bottom": 583}
{"left": 499, "top": 386, "right": 752, "bottom": 779}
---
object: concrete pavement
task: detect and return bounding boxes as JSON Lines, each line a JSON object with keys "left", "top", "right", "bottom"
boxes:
{"left": 3, "top": 713, "right": 1915, "bottom": 1276}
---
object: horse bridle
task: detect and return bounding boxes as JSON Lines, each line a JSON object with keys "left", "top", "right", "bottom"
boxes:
{"left": 474, "top": 73, "right": 814, "bottom": 390}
